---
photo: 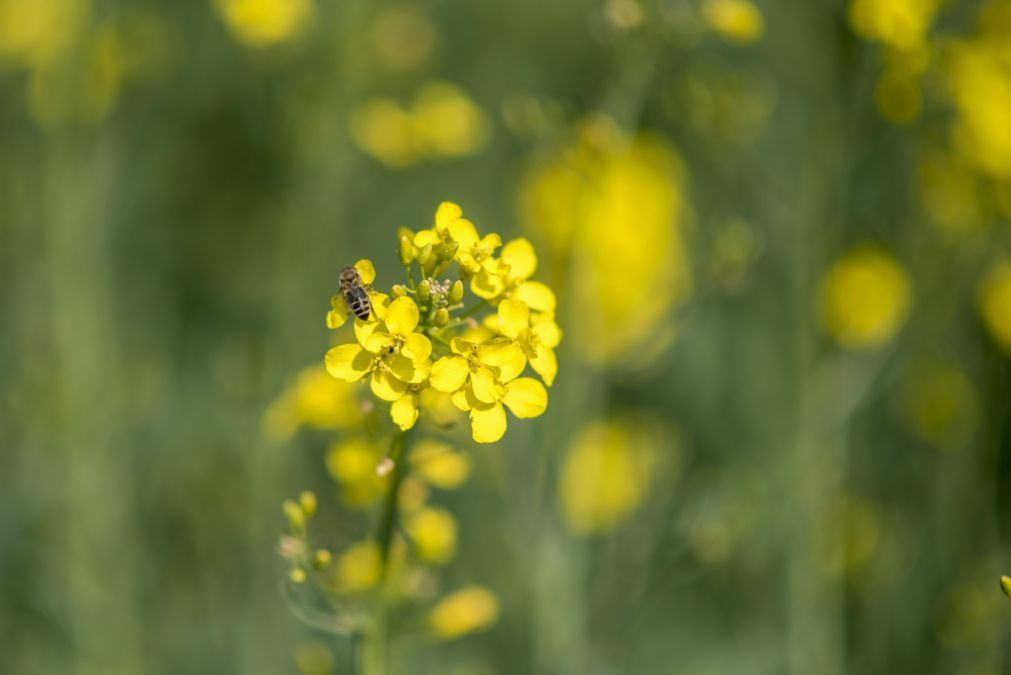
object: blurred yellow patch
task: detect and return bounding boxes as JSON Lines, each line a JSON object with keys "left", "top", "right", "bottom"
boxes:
{"left": 819, "top": 246, "right": 910, "bottom": 349}
{"left": 325, "top": 438, "right": 389, "bottom": 507}
{"left": 350, "top": 82, "right": 488, "bottom": 168}
{"left": 848, "top": 0, "right": 938, "bottom": 51}
{"left": 934, "top": 580, "right": 1000, "bottom": 648}
{"left": 0, "top": 0, "right": 85, "bottom": 68}
{"left": 264, "top": 366, "right": 362, "bottom": 442}
{"left": 558, "top": 418, "right": 666, "bottom": 534}
{"left": 429, "top": 586, "right": 500, "bottom": 639}
{"left": 216, "top": 0, "right": 313, "bottom": 48}
{"left": 369, "top": 6, "right": 436, "bottom": 71}
{"left": 410, "top": 440, "right": 470, "bottom": 489}
{"left": 406, "top": 506, "right": 457, "bottom": 564}
{"left": 916, "top": 151, "right": 984, "bottom": 236}
{"left": 818, "top": 495, "right": 882, "bottom": 580}
{"left": 521, "top": 129, "right": 691, "bottom": 366}
{"left": 294, "top": 641, "right": 335, "bottom": 675}
{"left": 874, "top": 69, "right": 921, "bottom": 125}
{"left": 946, "top": 40, "right": 1011, "bottom": 179}
{"left": 978, "top": 260, "right": 1011, "bottom": 353}
{"left": 334, "top": 540, "right": 381, "bottom": 592}
{"left": 702, "top": 0, "right": 764, "bottom": 45}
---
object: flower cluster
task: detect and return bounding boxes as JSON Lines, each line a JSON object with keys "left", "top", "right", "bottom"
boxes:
{"left": 324, "top": 201, "right": 560, "bottom": 443}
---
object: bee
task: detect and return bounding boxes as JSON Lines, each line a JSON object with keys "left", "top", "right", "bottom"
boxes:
{"left": 339, "top": 266, "right": 372, "bottom": 320}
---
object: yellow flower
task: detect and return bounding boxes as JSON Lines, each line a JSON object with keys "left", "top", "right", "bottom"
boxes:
{"left": 326, "top": 259, "right": 380, "bottom": 330}
{"left": 263, "top": 365, "right": 362, "bottom": 441}
{"left": 520, "top": 132, "right": 690, "bottom": 365}
{"left": 946, "top": 40, "right": 1011, "bottom": 178}
{"left": 428, "top": 586, "right": 500, "bottom": 639}
{"left": 0, "top": 0, "right": 84, "bottom": 69}
{"left": 445, "top": 218, "right": 503, "bottom": 276}
{"left": 411, "top": 82, "right": 489, "bottom": 158}
{"left": 349, "top": 99, "right": 423, "bottom": 168}
{"left": 702, "top": 0, "right": 764, "bottom": 45}
{"left": 430, "top": 337, "right": 546, "bottom": 443}
{"left": 559, "top": 420, "right": 660, "bottom": 534}
{"left": 494, "top": 299, "right": 561, "bottom": 386}
{"left": 820, "top": 246, "right": 911, "bottom": 349}
{"left": 472, "top": 237, "right": 558, "bottom": 312}
{"left": 848, "top": 0, "right": 938, "bottom": 51}
{"left": 325, "top": 296, "right": 431, "bottom": 403}
{"left": 978, "top": 260, "right": 1011, "bottom": 353}
{"left": 405, "top": 506, "right": 457, "bottom": 564}
{"left": 216, "top": 0, "right": 313, "bottom": 48}
{"left": 334, "top": 540, "right": 381, "bottom": 592}
{"left": 325, "top": 437, "right": 388, "bottom": 506}
{"left": 409, "top": 440, "right": 470, "bottom": 489}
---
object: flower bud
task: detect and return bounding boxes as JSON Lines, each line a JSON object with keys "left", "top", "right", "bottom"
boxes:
{"left": 313, "top": 549, "right": 332, "bottom": 569}
{"left": 289, "top": 567, "right": 307, "bottom": 584}
{"left": 399, "top": 235, "right": 415, "bottom": 266}
{"left": 418, "top": 280, "right": 432, "bottom": 301}
{"left": 299, "top": 491, "right": 317, "bottom": 517}
{"left": 440, "top": 241, "right": 459, "bottom": 261}
{"left": 391, "top": 284, "right": 408, "bottom": 298}
{"left": 1001, "top": 576, "right": 1011, "bottom": 599}
{"left": 434, "top": 308, "right": 449, "bottom": 327}
{"left": 283, "top": 499, "right": 304, "bottom": 530}
{"left": 417, "top": 244, "right": 433, "bottom": 265}
{"left": 449, "top": 280, "right": 464, "bottom": 304}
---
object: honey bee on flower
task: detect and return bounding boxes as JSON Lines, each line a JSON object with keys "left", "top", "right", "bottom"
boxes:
{"left": 323, "top": 202, "right": 560, "bottom": 443}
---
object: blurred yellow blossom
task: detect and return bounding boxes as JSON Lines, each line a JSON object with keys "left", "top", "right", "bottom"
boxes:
{"left": 848, "top": 0, "right": 938, "bottom": 51}
{"left": 702, "top": 0, "right": 764, "bottom": 45}
{"left": 521, "top": 131, "right": 690, "bottom": 365}
{"left": 325, "top": 438, "right": 388, "bottom": 506}
{"left": 819, "top": 246, "right": 911, "bottom": 349}
{"left": 978, "top": 260, "right": 1011, "bottom": 353}
{"left": 428, "top": 586, "right": 500, "bottom": 639}
{"left": 263, "top": 365, "right": 362, "bottom": 441}
{"left": 335, "top": 540, "right": 381, "bottom": 592}
{"left": 0, "top": 0, "right": 85, "bottom": 68}
{"left": 818, "top": 495, "right": 882, "bottom": 580}
{"left": 916, "top": 151, "right": 985, "bottom": 236}
{"left": 559, "top": 419, "right": 662, "bottom": 534}
{"left": 350, "top": 83, "right": 488, "bottom": 168}
{"left": 946, "top": 40, "right": 1011, "bottom": 179}
{"left": 410, "top": 440, "right": 470, "bottom": 489}
{"left": 901, "top": 363, "right": 977, "bottom": 450}
{"left": 406, "top": 506, "right": 457, "bottom": 564}
{"left": 216, "top": 0, "right": 313, "bottom": 48}
{"left": 294, "top": 641, "right": 335, "bottom": 675}
{"left": 369, "top": 6, "right": 436, "bottom": 71}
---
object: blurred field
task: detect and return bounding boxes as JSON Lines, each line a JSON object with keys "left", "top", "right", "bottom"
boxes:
{"left": 3, "top": 0, "right": 1011, "bottom": 673}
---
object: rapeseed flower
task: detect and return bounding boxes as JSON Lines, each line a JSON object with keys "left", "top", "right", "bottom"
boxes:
{"left": 216, "top": 0, "right": 313, "bottom": 48}
{"left": 978, "top": 260, "right": 1011, "bottom": 353}
{"left": 428, "top": 586, "right": 500, "bottom": 639}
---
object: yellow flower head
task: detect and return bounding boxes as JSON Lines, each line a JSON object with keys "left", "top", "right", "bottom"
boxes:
{"left": 216, "top": 0, "right": 313, "bottom": 48}
{"left": 334, "top": 540, "right": 381, "bottom": 592}
{"left": 428, "top": 586, "right": 500, "bottom": 639}
{"left": 406, "top": 506, "right": 457, "bottom": 565}
{"left": 493, "top": 299, "right": 561, "bottom": 387}
{"left": 848, "top": 0, "right": 938, "bottom": 51}
{"left": 702, "top": 0, "right": 765, "bottom": 45}
{"left": 409, "top": 440, "right": 470, "bottom": 489}
{"left": 820, "top": 246, "right": 911, "bottom": 349}
{"left": 263, "top": 365, "right": 362, "bottom": 441}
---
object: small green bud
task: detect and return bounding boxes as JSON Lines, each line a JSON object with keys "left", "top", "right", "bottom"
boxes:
{"left": 417, "top": 244, "right": 433, "bottom": 265}
{"left": 313, "top": 549, "right": 332, "bottom": 569}
{"left": 289, "top": 567, "right": 307, "bottom": 584}
{"left": 283, "top": 499, "right": 304, "bottom": 529}
{"left": 449, "top": 280, "right": 464, "bottom": 304}
{"left": 299, "top": 491, "right": 317, "bottom": 517}
{"left": 1001, "top": 576, "right": 1011, "bottom": 599}
{"left": 418, "top": 279, "right": 432, "bottom": 301}
{"left": 391, "top": 284, "right": 408, "bottom": 298}
{"left": 434, "top": 308, "right": 449, "bottom": 326}
{"left": 399, "top": 235, "right": 414, "bottom": 266}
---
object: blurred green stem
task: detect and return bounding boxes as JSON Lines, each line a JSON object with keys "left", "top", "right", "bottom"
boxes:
{"left": 360, "top": 430, "right": 413, "bottom": 675}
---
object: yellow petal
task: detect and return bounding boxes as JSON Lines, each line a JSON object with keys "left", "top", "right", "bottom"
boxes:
{"left": 501, "top": 238, "right": 537, "bottom": 281}
{"left": 448, "top": 218, "right": 479, "bottom": 248}
{"left": 431, "top": 356, "right": 470, "bottom": 392}
{"left": 327, "top": 308, "right": 347, "bottom": 329}
{"left": 532, "top": 314, "right": 562, "bottom": 348}
{"left": 470, "top": 402, "right": 507, "bottom": 443}
{"left": 450, "top": 337, "right": 475, "bottom": 355}
{"left": 479, "top": 233, "right": 502, "bottom": 251}
{"left": 471, "top": 269, "right": 505, "bottom": 299}
{"left": 354, "top": 259, "right": 376, "bottom": 285}
{"left": 355, "top": 316, "right": 381, "bottom": 347}
{"left": 365, "top": 332, "right": 395, "bottom": 354}
{"left": 371, "top": 369, "right": 407, "bottom": 401}
{"left": 407, "top": 359, "right": 431, "bottom": 384}
{"left": 370, "top": 292, "right": 391, "bottom": 320}
{"left": 530, "top": 346, "right": 557, "bottom": 387}
{"left": 403, "top": 332, "right": 432, "bottom": 362}
{"left": 470, "top": 365, "right": 505, "bottom": 403}
{"left": 386, "top": 353, "right": 417, "bottom": 383}
{"left": 414, "top": 228, "right": 439, "bottom": 247}
{"left": 497, "top": 300, "right": 530, "bottom": 339}
{"left": 451, "top": 388, "right": 472, "bottom": 411}
{"left": 479, "top": 339, "right": 526, "bottom": 383}
{"left": 391, "top": 393, "right": 419, "bottom": 431}
{"left": 513, "top": 281, "right": 556, "bottom": 313}
{"left": 435, "top": 201, "right": 463, "bottom": 230}
{"left": 385, "top": 297, "right": 420, "bottom": 335}
{"left": 502, "top": 377, "right": 547, "bottom": 418}
{"left": 325, "top": 344, "right": 371, "bottom": 382}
